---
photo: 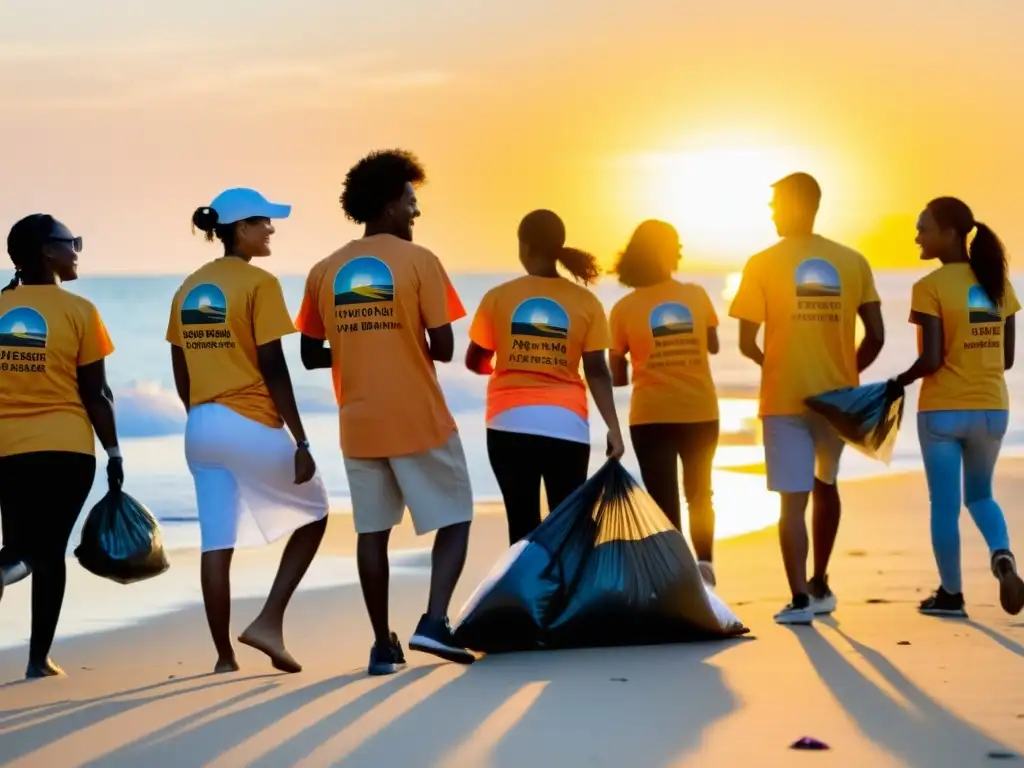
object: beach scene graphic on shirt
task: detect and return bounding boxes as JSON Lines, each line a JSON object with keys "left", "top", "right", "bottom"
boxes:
{"left": 795, "top": 258, "right": 841, "bottom": 297}
{"left": 0, "top": 306, "right": 47, "bottom": 348}
{"left": 511, "top": 297, "right": 569, "bottom": 339}
{"left": 181, "top": 283, "right": 227, "bottom": 325}
{"left": 334, "top": 256, "right": 394, "bottom": 306}
{"left": 968, "top": 284, "right": 1001, "bottom": 324}
{"left": 650, "top": 302, "right": 694, "bottom": 337}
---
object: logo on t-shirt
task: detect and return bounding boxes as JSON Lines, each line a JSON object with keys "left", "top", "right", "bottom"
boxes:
{"left": 968, "top": 285, "right": 1001, "bottom": 324}
{"left": 511, "top": 297, "right": 569, "bottom": 339}
{"left": 181, "top": 283, "right": 227, "bottom": 325}
{"left": 650, "top": 302, "right": 693, "bottom": 336}
{"left": 0, "top": 307, "right": 47, "bottom": 348}
{"left": 334, "top": 256, "right": 395, "bottom": 306}
{"left": 795, "top": 259, "right": 841, "bottom": 297}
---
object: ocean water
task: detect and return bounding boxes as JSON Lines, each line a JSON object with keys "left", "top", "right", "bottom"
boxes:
{"left": 10, "top": 269, "right": 1024, "bottom": 552}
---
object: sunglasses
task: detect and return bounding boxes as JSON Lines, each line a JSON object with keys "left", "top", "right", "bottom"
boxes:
{"left": 47, "top": 235, "right": 83, "bottom": 253}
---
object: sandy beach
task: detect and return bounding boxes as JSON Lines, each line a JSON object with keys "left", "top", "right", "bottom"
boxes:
{"left": 1, "top": 464, "right": 1023, "bottom": 767}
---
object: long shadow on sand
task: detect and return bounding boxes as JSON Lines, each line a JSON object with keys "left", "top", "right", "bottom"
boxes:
{"left": 792, "top": 619, "right": 1017, "bottom": 766}
{"left": 326, "top": 641, "right": 744, "bottom": 768}
{"left": 966, "top": 620, "right": 1024, "bottom": 659}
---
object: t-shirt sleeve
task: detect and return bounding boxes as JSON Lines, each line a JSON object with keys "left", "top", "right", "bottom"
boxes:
{"left": 79, "top": 302, "right": 115, "bottom": 366}
{"left": 420, "top": 254, "right": 463, "bottom": 329}
{"left": 728, "top": 260, "right": 766, "bottom": 323}
{"left": 165, "top": 291, "right": 182, "bottom": 346}
{"left": 703, "top": 288, "right": 720, "bottom": 328}
{"left": 583, "top": 295, "right": 611, "bottom": 352}
{"left": 1004, "top": 280, "right": 1021, "bottom": 317}
{"left": 468, "top": 289, "right": 497, "bottom": 351}
{"left": 609, "top": 299, "right": 628, "bottom": 354}
{"left": 253, "top": 276, "right": 297, "bottom": 346}
{"left": 860, "top": 257, "right": 881, "bottom": 305}
{"left": 294, "top": 268, "right": 326, "bottom": 340}
{"left": 910, "top": 278, "right": 940, "bottom": 320}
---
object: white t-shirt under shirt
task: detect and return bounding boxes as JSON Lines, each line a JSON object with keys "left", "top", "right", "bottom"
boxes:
{"left": 487, "top": 405, "right": 590, "bottom": 445}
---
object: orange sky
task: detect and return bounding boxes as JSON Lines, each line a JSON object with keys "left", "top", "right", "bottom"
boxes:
{"left": 1, "top": 1, "right": 1022, "bottom": 274}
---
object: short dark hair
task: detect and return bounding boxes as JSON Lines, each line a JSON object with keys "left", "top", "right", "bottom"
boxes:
{"left": 772, "top": 172, "right": 821, "bottom": 212}
{"left": 340, "top": 149, "right": 426, "bottom": 224}
{"left": 613, "top": 219, "right": 680, "bottom": 288}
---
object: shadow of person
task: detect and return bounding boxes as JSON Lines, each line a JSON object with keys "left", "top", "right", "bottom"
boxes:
{"left": 965, "top": 621, "right": 1024, "bottom": 659}
{"left": 330, "top": 641, "right": 740, "bottom": 768}
{"left": 790, "top": 621, "right": 1016, "bottom": 766}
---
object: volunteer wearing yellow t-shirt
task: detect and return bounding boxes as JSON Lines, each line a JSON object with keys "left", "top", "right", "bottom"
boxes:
{"left": 0, "top": 214, "right": 121, "bottom": 679}
{"left": 609, "top": 220, "right": 720, "bottom": 586}
{"left": 729, "top": 173, "right": 885, "bottom": 625}
{"left": 895, "top": 197, "right": 1024, "bottom": 619}
{"left": 297, "top": 150, "right": 475, "bottom": 675}
{"left": 168, "top": 188, "right": 328, "bottom": 675}
{"left": 466, "top": 209, "right": 625, "bottom": 547}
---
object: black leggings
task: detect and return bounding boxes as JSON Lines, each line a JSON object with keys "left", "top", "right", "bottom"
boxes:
{"left": 630, "top": 421, "right": 718, "bottom": 562}
{"left": 0, "top": 451, "right": 96, "bottom": 663}
{"left": 487, "top": 430, "right": 591, "bottom": 545}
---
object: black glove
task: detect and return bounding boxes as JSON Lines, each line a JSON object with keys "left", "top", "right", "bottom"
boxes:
{"left": 107, "top": 456, "right": 124, "bottom": 491}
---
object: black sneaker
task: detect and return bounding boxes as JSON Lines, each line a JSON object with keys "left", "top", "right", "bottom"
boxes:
{"left": 409, "top": 615, "right": 475, "bottom": 665}
{"left": 992, "top": 551, "right": 1024, "bottom": 616}
{"left": 919, "top": 587, "right": 967, "bottom": 618}
{"left": 368, "top": 632, "right": 407, "bottom": 676}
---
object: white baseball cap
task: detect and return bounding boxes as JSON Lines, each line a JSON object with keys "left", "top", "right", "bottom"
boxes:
{"left": 207, "top": 188, "right": 291, "bottom": 224}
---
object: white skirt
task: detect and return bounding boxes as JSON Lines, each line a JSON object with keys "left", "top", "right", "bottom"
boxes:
{"left": 185, "top": 403, "right": 329, "bottom": 552}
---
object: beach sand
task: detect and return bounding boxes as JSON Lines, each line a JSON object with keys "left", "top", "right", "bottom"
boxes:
{"left": 1, "top": 465, "right": 1023, "bottom": 767}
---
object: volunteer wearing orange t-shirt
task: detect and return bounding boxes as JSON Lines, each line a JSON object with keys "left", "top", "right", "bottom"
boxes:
{"left": 729, "top": 173, "right": 885, "bottom": 625}
{"left": 297, "top": 150, "right": 475, "bottom": 675}
{"left": 895, "top": 197, "right": 1024, "bottom": 619}
{"left": 609, "top": 220, "right": 720, "bottom": 586}
{"left": 466, "top": 209, "right": 625, "bottom": 546}
{"left": 0, "top": 214, "right": 121, "bottom": 679}
{"left": 168, "top": 188, "right": 328, "bottom": 675}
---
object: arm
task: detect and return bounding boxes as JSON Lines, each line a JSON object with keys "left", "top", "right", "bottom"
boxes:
{"left": 609, "top": 350, "right": 629, "bottom": 387}
{"left": 1005, "top": 314, "right": 1016, "bottom": 371}
{"left": 895, "top": 313, "right": 944, "bottom": 387}
{"left": 583, "top": 350, "right": 624, "bottom": 458}
{"left": 256, "top": 340, "right": 308, "bottom": 444}
{"left": 78, "top": 359, "right": 119, "bottom": 451}
{"left": 300, "top": 334, "right": 332, "bottom": 370}
{"left": 465, "top": 341, "right": 494, "bottom": 375}
{"left": 856, "top": 301, "right": 885, "bottom": 372}
{"left": 170, "top": 344, "right": 190, "bottom": 412}
{"left": 738, "top": 320, "right": 764, "bottom": 366}
{"left": 426, "top": 324, "right": 455, "bottom": 363}
{"left": 706, "top": 326, "right": 720, "bottom": 355}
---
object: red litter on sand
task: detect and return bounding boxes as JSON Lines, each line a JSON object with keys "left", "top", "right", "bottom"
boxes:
{"left": 791, "top": 737, "right": 830, "bottom": 750}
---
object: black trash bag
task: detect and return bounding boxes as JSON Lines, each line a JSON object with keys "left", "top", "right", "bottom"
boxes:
{"left": 453, "top": 461, "right": 748, "bottom": 653}
{"left": 805, "top": 380, "right": 905, "bottom": 463}
{"left": 74, "top": 485, "right": 170, "bottom": 584}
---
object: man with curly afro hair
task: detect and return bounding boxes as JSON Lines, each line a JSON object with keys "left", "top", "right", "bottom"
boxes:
{"left": 296, "top": 149, "right": 476, "bottom": 674}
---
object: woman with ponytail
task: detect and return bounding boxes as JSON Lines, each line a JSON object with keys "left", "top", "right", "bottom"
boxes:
{"left": 466, "top": 209, "right": 624, "bottom": 544}
{"left": 896, "top": 196, "right": 1024, "bottom": 618}
{"left": 0, "top": 214, "right": 121, "bottom": 678}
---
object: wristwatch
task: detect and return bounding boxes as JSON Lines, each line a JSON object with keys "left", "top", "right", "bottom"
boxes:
{"left": 297, "top": 439, "right": 310, "bottom": 450}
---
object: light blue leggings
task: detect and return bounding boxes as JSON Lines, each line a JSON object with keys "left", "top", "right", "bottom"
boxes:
{"left": 918, "top": 410, "right": 1012, "bottom": 594}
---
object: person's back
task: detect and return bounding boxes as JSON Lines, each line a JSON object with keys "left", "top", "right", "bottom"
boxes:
{"left": 297, "top": 233, "right": 461, "bottom": 459}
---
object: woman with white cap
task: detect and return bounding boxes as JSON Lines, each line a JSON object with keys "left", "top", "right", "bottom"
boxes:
{"left": 167, "top": 188, "right": 329, "bottom": 674}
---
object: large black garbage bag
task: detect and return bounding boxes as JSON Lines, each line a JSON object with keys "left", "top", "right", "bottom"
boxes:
{"left": 74, "top": 486, "right": 170, "bottom": 584}
{"left": 805, "top": 380, "right": 905, "bottom": 463}
{"left": 453, "top": 461, "right": 748, "bottom": 653}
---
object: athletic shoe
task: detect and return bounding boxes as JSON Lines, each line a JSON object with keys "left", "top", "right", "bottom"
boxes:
{"left": 1, "top": 561, "right": 30, "bottom": 587}
{"left": 992, "top": 551, "right": 1024, "bottom": 616}
{"left": 774, "top": 595, "right": 814, "bottom": 625}
{"left": 918, "top": 587, "right": 967, "bottom": 618}
{"left": 809, "top": 575, "right": 838, "bottom": 615}
{"left": 368, "top": 632, "right": 407, "bottom": 676}
{"left": 409, "top": 615, "right": 475, "bottom": 665}
{"left": 698, "top": 561, "right": 717, "bottom": 588}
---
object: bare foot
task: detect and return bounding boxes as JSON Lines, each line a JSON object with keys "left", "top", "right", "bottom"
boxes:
{"left": 238, "top": 623, "right": 302, "bottom": 673}
{"left": 213, "top": 656, "right": 240, "bottom": 674}
{"left": 26, "top": 658, "right": 65, "bottom": 679}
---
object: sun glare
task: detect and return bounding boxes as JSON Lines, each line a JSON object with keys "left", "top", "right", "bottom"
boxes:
{"left": 10, "top": 322, "right": 26, "bottom": 334}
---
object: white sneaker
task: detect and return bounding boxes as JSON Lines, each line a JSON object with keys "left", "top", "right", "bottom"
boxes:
{"left": 698, "top": 561, "right": 717, "bottom": 588}
{"left": 774, "top": 600, "right": 814, "bottom": 625}
{"left": 809, "top": 576, "right": 837, "bottom": 615}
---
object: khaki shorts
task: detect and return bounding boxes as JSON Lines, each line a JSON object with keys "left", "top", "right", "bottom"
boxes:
{"left": 762, "top": 413, "right": 844, "bottom": 493}
{"left": 344, "top": 433, "right": 474, "bottom": 535}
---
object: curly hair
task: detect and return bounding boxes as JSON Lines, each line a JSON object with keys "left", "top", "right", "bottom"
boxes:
{"left": 340, "top": 149, "right": 426, "bottom": 224}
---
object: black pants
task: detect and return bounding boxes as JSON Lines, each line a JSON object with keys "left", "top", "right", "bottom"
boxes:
{"left": 0, "top": 451, "right": 96, "bottom": 662}
{"left": 630, "top": 421, "right": 718, "bottom": 562}
{"left": 487, "top": 430, "right": 591, "bottom": 546}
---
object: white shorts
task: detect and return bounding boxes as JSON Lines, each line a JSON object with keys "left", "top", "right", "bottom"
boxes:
{"left": 344, "top": 433, "right": 474, "bottom": 535}
{"left": 185, "top": 403, "right": 329, "bottom": 552}
{"left": 762, "top": 413, "right": 844, "bottom": 493}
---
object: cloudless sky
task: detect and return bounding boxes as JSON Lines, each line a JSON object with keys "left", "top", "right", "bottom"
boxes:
{"left": 1, "top": 0, "right": 1021, "bottom": 274}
